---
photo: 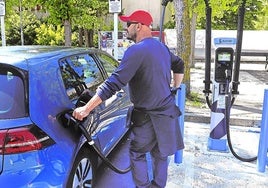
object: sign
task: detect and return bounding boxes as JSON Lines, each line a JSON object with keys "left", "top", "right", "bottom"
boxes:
{"left": 109, "top": 0, "right": 121, "bottom": 13}
{"left": 214, "top": 37, "right": 237, "bottom": 45}
{"left": 99, "top": 31, "right": 133, "bottom": 60}
{"left": 0, "top": 0, "right": 5, "bottom": 16}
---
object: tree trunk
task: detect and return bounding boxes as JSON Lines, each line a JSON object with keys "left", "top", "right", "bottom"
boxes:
{"left": 84, "top": 29, "right": 89, "bottom": 47}
{"left": 84, "top": 29, "right": 94, "bottom": 47}
{"left": 78, "top": 28, "right": 84, "bottom": 47}
{"left": 174, "top": 0, "right": 192, "bottom": 96}
{"left": 64, "top": 19, "right": 72, "bottom": 47}
{"left": 190, "top": 0, "right": 199, "bottom": 68}
{"left": 191, "top": 13, "right": 197, "bottom": 68}
{"left": 88, "top": 29, "right": 94, "bottom": 47}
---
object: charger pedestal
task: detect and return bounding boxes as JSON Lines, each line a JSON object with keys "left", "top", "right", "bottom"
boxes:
{"left": 208, "top": 38, "right": 235, "bottom": 152}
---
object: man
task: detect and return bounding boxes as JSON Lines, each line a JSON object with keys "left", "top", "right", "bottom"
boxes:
{"left": 73, "top": 10, "right": 184, "bottom": 188}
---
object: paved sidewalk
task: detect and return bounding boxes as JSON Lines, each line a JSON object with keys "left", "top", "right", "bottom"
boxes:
{"left": 166, "top": 122, "right": 268, "bottom": 188}
{"left": 95, "top": 122, "right": 268, "bottom": 188}
{"left": 165, "top": 62, "right": 268, "bottom": 187}
{"left": 95, "top": 62, "right": 268, "bottom": 187}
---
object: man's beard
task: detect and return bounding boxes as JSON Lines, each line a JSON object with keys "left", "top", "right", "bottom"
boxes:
{"left": 127, "top": 32, "right": 137, "bottom": 43}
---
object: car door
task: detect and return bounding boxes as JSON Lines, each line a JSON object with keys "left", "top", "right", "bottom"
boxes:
{"left": 59, "top": 52, "right": 130, "bottom": 156}
{"left": 92, "top": 51, "right": 131, "bottom": 155}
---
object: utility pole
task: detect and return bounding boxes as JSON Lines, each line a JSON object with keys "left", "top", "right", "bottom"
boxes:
{"left": 19, "top": 0, "right": 24, "bottom": 45}
{"left": 109, "top": 0, "right": 122, "bottom": 61}
{"left": 0, "top": 0, "right": 6, "bottom": 46}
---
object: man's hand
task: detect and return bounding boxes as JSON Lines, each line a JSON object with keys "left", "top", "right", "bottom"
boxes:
{"left": 72, "top": 106, "right": 90, "bottom": 121}
{"left": 72, "top": 94, "right": 102, "bottom": 121}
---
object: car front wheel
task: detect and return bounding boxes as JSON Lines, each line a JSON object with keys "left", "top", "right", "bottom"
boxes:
{"left": 67, "top": 148, "right": 97, "bottom": 188}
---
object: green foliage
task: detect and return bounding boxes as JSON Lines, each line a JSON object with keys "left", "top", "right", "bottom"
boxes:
{"left": 33, "top": 0, "right": 108, "bottom": 29}
{"left": 34, "top": 0, "right": 72, "bottom": 24}
{"left": 31, "top": 0, "right": 109, "bottom": 46}
{"left": 164, "top": 20, "right": 176, "bottom": 29}
{"left": 165, "top": 0, "right": 238, "bottom": 30}
{"left": 196, "top": 0, "right": 263, "bottom": 30}
{"left": 35, "top": 24, "right": 64, "bottom": 45}
{"left": 73, "top": 0, "right": 108, "bottom": 28}
{"left": 5, "top": 12, "right": 41, "bottom": 45}
{"left": 165, "top": 0, "right": 265, "bottom": 30}
{"left": 3, "top": 0, "right": 266, "bottom": 47}
{"left": 254, "top": 0, "right": 268, "bottom": 30}
{"left": 163, "top": 3, "right": 176, "bottom": 29}
{"left": 186, "top": 92, "right": 205, "bottom": 108}
{"left": 34, "top": 23, "right": 79, "bottom": 46}
{"left": 195, "top": 0, "right": 237, "bottom": 20}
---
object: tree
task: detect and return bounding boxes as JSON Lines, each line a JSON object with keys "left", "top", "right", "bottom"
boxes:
{"left": 32, "top": 0, "right": 108, "bottom": 47}
{"left": 172, "top": 0, "right": 237, "bottom": 95}
{"left": 197, "top": 0, "right": 263, "bottom": 30}
{"left": 172, "top": 0, "right": 264, "bottom": 96}
{"left": 174, "top": 0, "right": 192, "bottom": 96}
{"left": 5, "top": 11, "right": 40, "bottom": 45}
{"left": 35, "top": 24, "right": 65, "bottom": 45}
{"left": 32, "top": 0, "right": 75, "bottom": 46}
{"left": 72, "top": 0, "right": 108, "bottom": 47}
{"left": 254, "top": 0, "right": 268, "bottom": 30}
{"left": 4, "top": 0, "right": 41, "bottom": 45}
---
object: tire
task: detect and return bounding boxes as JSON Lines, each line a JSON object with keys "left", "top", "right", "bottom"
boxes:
{"left": 67, "top": 148, "right": 97, "bottom": 188}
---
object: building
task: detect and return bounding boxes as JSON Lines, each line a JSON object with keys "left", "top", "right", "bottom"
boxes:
{"left": 121, "top": 0, "right": 173, "bottom": 29}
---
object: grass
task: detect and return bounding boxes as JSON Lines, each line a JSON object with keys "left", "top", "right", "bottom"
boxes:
{"left": 186, "top": 91, "right": 206, "bottom": 108}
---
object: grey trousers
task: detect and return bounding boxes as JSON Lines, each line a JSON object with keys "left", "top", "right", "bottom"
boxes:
{"left": 129, "top": 119, "right": 168, "bottom": 188}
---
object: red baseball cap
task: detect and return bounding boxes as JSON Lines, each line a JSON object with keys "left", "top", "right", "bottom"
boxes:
{"left": 119, "top": 10, "right": 153, "bottom": 27}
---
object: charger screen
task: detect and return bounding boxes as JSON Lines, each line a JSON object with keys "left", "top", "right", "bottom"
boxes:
{"left": 218, "top": 53, "right": 231, "bottom": 61}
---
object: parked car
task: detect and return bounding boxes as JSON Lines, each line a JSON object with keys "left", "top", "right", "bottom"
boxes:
{"left": 0, "top": 46, "right": 132, "bottom": 187}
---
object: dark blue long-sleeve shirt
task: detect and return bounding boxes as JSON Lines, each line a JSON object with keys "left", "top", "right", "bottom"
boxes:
{"left": 96, "top": 37, "right": 184, "bottom": 110}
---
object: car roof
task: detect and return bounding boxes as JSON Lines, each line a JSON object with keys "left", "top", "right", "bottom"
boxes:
{"left": 0, "top": 45, "right": 101, "bottom": 69}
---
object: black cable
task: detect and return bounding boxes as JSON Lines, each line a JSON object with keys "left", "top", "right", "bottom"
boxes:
{"left": 205, "top": 95, "right": 212, "bottom": 110}
{"left": 203, "top": 0, "right": 212, "bottom": 106}
{"left": 78, "top": 122, "right": 131, "bottom": 174}
{"left": 161, "top": 0, "right": 173, "bottom": 6}
{"left": 226, "top": 0, "right": 257, "bottom": 162}
{"left": 225, "top": 79, "right": 257, "bottom": 162}
{"left": 64, "top": 113, "right": 131, "bottom": 174}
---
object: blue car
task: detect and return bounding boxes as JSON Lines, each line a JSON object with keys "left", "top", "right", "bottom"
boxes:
{"left": 0, "top": 46, "right": 132, "bottom": 187}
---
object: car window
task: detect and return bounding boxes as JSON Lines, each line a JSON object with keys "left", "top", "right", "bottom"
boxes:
{"left": 0, "top": 68, "right": 26, "bottom": 119}
{"left": 97, "top": 52, "right": 118, "bottom": 76}
{"left": 59, "top": 54, "right": 104, "bottom": 101}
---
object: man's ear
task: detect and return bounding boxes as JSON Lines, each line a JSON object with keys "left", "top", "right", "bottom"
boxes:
{"left": 136, "top": 23, "right": 142, "bottom": 31}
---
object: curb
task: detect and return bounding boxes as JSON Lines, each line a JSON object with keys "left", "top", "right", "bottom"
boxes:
{"left": 185, "top": 113, "right": 261, "bottom": 127}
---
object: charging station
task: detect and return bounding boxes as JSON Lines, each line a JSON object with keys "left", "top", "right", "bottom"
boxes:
{"left": 204, "top": 0, "right": 260, "bottom": 163}
{"left": 208, "top": 38, "right": 236, "bottom": 151}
